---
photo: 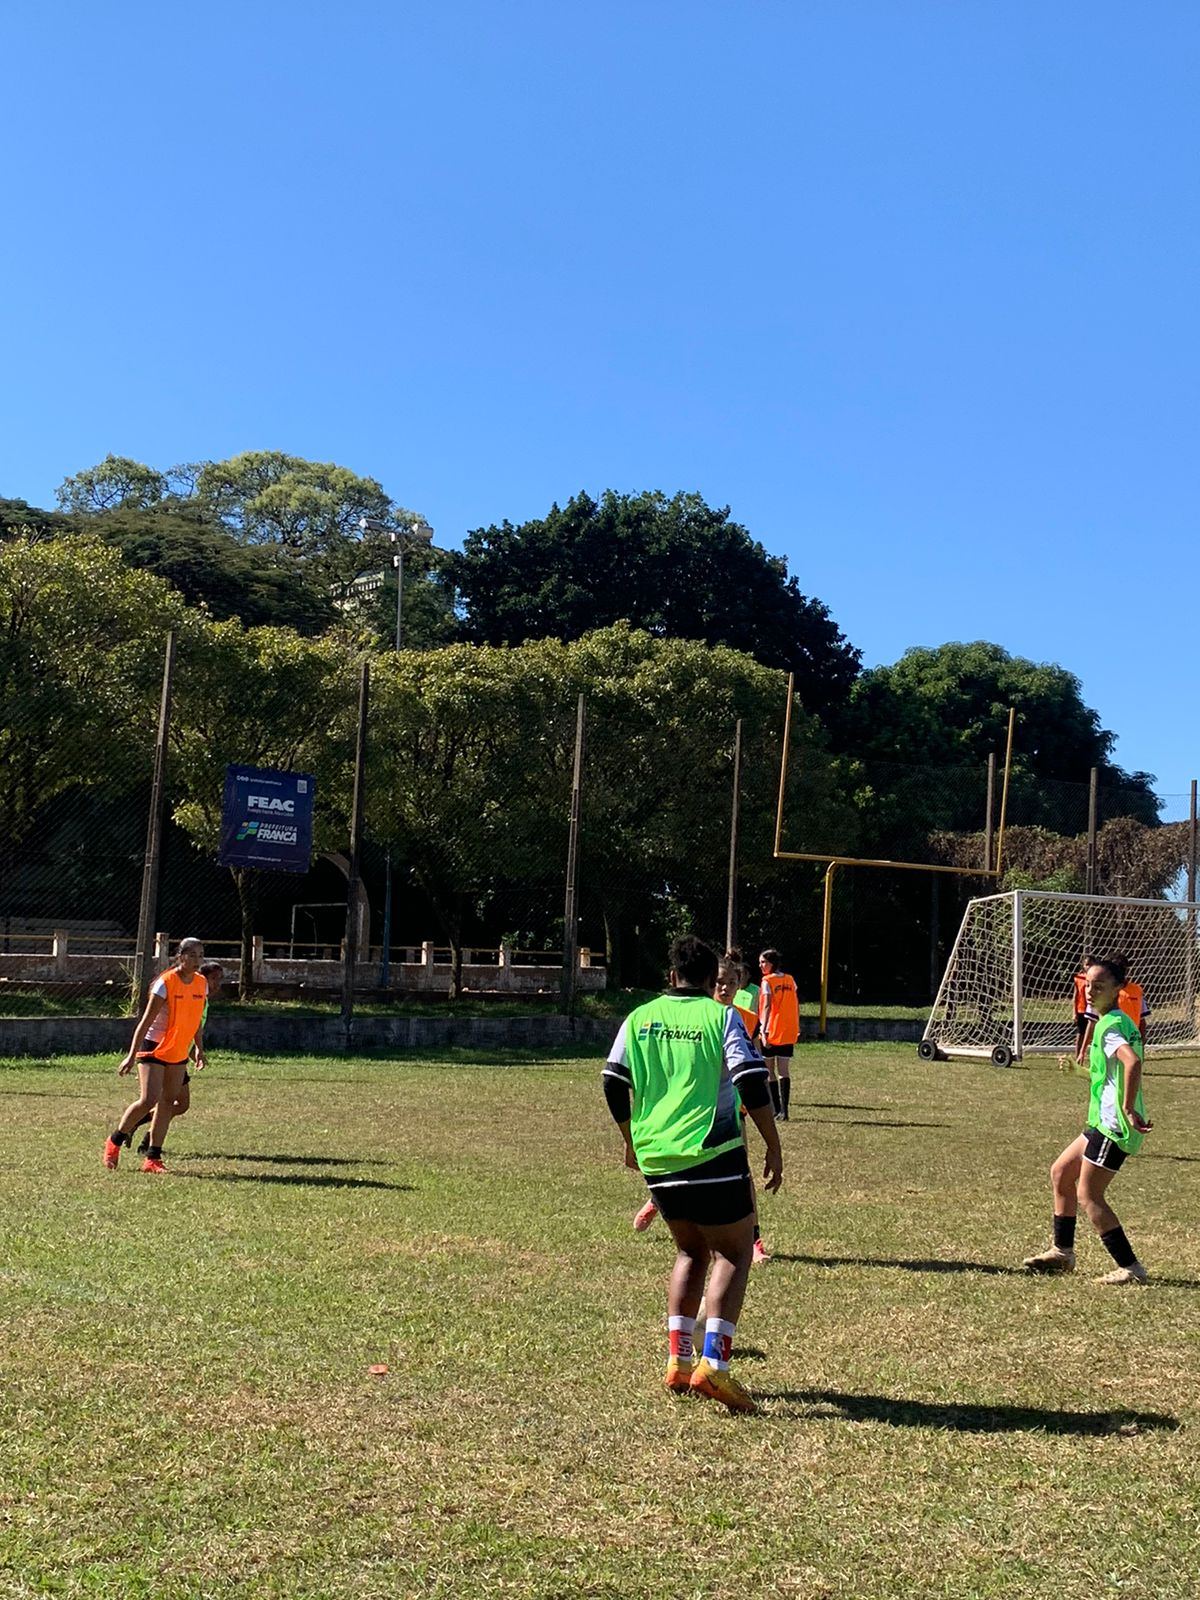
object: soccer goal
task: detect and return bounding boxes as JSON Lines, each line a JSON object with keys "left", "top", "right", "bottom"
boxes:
{"left": 921, "top": 890, "right": 1200, "bottom": 1066}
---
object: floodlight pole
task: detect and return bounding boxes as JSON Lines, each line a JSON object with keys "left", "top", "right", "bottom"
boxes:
{"left": 358, "top": 516, "right": 434, "bottom": 652}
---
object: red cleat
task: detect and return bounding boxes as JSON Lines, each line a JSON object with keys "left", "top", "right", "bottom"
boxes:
{"left": 633, "top": 1200, "right": 659, "bottom": 1232}
{"left": 752, "top": 1238, "right": 771, "bottom": 1266}
{"left": 103, "top": 1138, "right": 121, "bottom": 1170}
{"left": 142, "top": 1157, "right": 167, "bottom": 1175}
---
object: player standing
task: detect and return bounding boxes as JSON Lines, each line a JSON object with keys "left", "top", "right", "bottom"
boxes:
{"left": 605, "top": 935, "right": 782, "bottom": 1412}
{"left": 104, "top": 938, "right": 208, "bottom": 1174}
{"left": 757, "top": 949, "right": 800, "bottom": 1120}
{"left": 1023, "top": 953, "right": 1152, "bottom": 1285}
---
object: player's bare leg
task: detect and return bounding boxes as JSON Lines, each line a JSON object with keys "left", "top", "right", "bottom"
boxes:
{"left": 1023, "top": 1134, "right": 1085, "bottom": 1273}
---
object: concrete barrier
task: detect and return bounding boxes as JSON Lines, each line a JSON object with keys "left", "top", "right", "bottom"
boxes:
{"left": 0, "top": 1011, "right": 923, "bottom": 1058}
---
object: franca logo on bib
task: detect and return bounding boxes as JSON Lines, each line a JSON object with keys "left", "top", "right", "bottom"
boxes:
{"left": 637, "top": 1020, "right": 703, "bottom": 1043}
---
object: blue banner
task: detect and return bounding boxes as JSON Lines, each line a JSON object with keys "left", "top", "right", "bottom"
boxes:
{"left": 218, "top": 765, "right": 315, "bottom": 874}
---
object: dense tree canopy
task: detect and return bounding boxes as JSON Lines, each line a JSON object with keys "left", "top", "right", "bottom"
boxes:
{"left": 844, "top": 641, "right": 1158, "bottom": 838}
{"left": 449, "top": 490, "right": 862, "bottom": 722}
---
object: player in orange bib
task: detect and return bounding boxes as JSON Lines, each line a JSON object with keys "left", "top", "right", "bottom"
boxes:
{"left": 757, "top": 949, "right": 800, "bottom": 1120}
{"left": 103, "top": 938, "right": 208, "bottom": 1174}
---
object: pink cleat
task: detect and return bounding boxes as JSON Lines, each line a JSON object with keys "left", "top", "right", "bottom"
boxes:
{"left": 752, "top": 1238, "right": 771, "bottom": 1266}
{"left": 633, "top": 1199, "right": 659, "bottom": 1232}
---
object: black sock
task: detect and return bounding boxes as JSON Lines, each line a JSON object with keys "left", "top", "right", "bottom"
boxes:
{"left": 1100, "top": 1226, "right": 1136, "bottom": 1269}
{"left": 1053, "top": 1214, "right": 1077, "bottom": 1252}
{"left": 769, "top": 1080, "right": 781, "bottom": 1115}
{"left": 147, "top": 1145, "right": 164, "bottom": 1162}
{"left": 753, "top": 1223, "right": 761, "bottom": 1242}
{"left": 781, "top": 1078, "right": 791, "bottom": 1116}
{"left": 109, "top": 1129, "right": 129, "bottom": 1147}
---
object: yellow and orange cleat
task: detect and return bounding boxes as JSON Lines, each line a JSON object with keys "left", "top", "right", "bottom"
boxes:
{"left": 689, "top": 1358, "right": 757, "bottom": 1414}
{"left": 664, "top": 1356, "right": 696, "bottom": 1394}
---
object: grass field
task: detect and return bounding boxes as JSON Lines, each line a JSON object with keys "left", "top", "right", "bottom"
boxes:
{"left": 2, "top": 1042, "right": 1199, "bottom": 1599}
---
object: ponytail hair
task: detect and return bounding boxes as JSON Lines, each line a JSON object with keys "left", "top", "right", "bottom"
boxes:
{"left": 1092, "top": 951, "right": 1129, "bottom": 986}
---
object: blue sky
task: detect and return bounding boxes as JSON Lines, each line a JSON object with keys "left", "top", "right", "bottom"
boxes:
{"left": 3, "top": 2, "right": 1196, "bottom": 811}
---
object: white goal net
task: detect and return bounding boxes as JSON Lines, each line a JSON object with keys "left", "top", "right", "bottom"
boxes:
{"left": 922, "top": 891, "right": 1200, "bottom": 1064}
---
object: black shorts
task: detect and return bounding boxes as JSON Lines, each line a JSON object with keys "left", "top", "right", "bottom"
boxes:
{"left": 1075, "top": 1014, "right": 1089, "bottom": 1039}
{"left": 763, "top": 1042, "right": 795, "bottom": 1060}
{"left": 136, "top": 1052, "right": 189, "bottom": 1070}
{"left": 645, "top": 1146, "right": 754, "bottom": 1227}
{"left": 1082, "top": 1126, "right": 1127, "bottom": 1173}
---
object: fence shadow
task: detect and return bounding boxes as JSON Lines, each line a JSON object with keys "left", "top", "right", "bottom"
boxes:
{"left": 174, "top": 1171, "right": 413, "bottom": 1194}
{"left": 759, "top": 1388, "right": 1180, "bottom": 1436}
{"left": 187, "top": 1151, "right": 392, "bottom": 1168}
{"left": 769, "top": 1253, "right": 1022, "bottom": 1277}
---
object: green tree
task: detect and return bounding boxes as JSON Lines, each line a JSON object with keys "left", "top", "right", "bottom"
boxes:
{"left": 0, "top": 535, "right": 189, "bottom": 861}
{"left": 845, "top": 641, "right": 1159, "bottom": 837}
{"left": 448, "top": 490, "right": 861, "bottom": 722}
{"left": 367, "top": 624, "right": 852, "bottom": 990}
{"left": 169, "top": 623, "right": 357, "bottom": 995}
{"left": 56, "top": 455, "right": 167, "bottom": 513}
{"left": 90, "top": 503, "right": 337, "bottom": 634}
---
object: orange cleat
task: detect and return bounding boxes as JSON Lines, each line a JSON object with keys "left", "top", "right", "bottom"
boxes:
{"left": 142, "top": 1157, "right": 167, "bottom": 1175}
{"left": 664, "top": 1356, "right": 696, "bottom": 1394}
{"left": 689, "top": 1358, "right": 757, "bottom": 1414}
{"left": 633, "top": 1200, "right": 659, "bottom": 1232}
{"left": 103, "top": 1138, "right": 121, "bottom": 1171}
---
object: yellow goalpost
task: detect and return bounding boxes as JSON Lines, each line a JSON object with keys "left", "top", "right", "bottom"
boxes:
{"left": 772, "top": 673, "right": 1017, "bottom": 1036}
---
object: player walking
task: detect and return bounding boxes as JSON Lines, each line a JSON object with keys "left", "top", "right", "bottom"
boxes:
{"left": 631, "top": 956, "right": 772, "bottom": 1265}
{"left": 605, "top": 935, "right": 782, "bottom": 1412}
{"left": 1024, "top": 953, "right": 1153, "bottom": 1285}
{"left": 103, "top": 938, "right": 209, "bottom": 1174}
{"left": 757, "top": 949, "right": 800, "bottom": 1120}
{"left": 131, "top": 960, "right": 224, "bottom": 1153}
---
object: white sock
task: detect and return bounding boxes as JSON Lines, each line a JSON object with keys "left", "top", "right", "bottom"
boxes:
{"left": 702, "top": 1317, "right": 736, "bottom": 1371}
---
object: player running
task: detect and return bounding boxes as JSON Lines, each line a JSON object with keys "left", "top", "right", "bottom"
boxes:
{"left": 605, "top": 935, "right": 782, "bottom": 1413}
{"left": 757, "top": 949, "right": 800, "bottom": 1120}
{"left": 1024, "top": 952, "right": 1153, "bottom": 1285}
{"left": 632, "top": 956, "right": 772, "bottom": 1265}
{"left": 103, "top": 938, "right": 209, "bottom": 1174}
{"left": 130, "top": 960, "right": 224, "bottom": 1154}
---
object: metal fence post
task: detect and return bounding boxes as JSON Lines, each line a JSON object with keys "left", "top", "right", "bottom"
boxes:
{"left": 560, "top": 694, "right": 586, "bottom": 1017}
{"left": 132, "top": 631, "right": 176, "bottom": 1012}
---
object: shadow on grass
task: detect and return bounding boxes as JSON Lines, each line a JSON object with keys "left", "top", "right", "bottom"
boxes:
{"left": 187, "top": 1151, "right": 391, "bottom": 1168}
{"left": 1143, "top": 1152, "right": 1200, "bottom": 1164}
{"left": 805, "top": 1103, "right": 886, "bottom": 1113}
{"left": 770, "top": 1253, "right": 1022, "bottom": 1276}
{"left": 174, "top": 1171, "right": 414, "bottom": 1193}
{"left": 761, "top": 1388, "right": 1180, "bottom": 1435}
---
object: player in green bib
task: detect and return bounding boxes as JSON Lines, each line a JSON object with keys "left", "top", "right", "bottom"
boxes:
{"left": 1023, "top": 953, "right": 1153, "bottom": 1285}
{"left": 604, "top": 935, "right": 782, "bottom": 1413}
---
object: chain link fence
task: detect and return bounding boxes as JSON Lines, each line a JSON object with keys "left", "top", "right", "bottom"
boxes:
{"left": 0, "top": 619, "right": 1194, "bottom": 1020}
